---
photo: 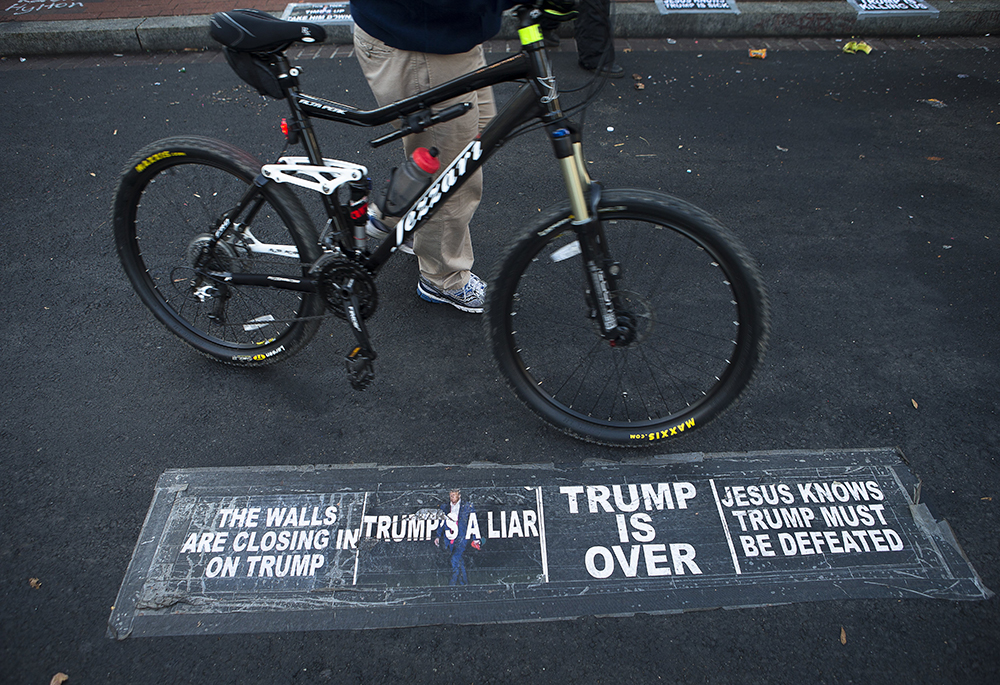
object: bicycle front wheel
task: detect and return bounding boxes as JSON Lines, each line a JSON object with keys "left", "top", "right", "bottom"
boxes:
{"left": 488, "top": 189, "right": 770, "bottom": 447}
{"left": 113, "top": 136, "right": 324, "bottom": 366}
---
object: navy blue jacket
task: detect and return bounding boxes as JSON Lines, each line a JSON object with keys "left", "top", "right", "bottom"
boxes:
{"left": 436, "top": 499, "right": 480, "bottom": 546}
{"left": 350, "top": 0, "right": 516, "bottom": 55}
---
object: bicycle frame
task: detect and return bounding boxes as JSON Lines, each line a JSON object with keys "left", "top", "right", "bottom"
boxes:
{"left": 114, "top": 5, "right": 770, "bottom": 438}
{"left": 214, "top": 7, "right": 627, "bottom": 352}
{"left": 290, "top": 43, "right": 594, "bottom": 272}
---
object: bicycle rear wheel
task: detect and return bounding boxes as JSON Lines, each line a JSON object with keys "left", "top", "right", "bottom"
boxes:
{"left": 488, "top": 189, "right": 770, "bottom": 446}
{"left": 113, "top": 136, "right": 324, "bottom": 366}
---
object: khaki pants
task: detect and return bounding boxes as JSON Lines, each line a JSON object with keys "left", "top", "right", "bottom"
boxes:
{"left": 353, "top": 26, "right": 496, "bottom": 291}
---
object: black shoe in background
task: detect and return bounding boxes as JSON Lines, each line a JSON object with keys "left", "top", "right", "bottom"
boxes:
{"left": 580, "top": 62, "right": 624, "bottom": 78}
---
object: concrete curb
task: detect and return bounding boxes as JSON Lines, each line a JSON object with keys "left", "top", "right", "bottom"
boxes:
{"left": 2, "top": 2, "right": 998, "bottom": 56}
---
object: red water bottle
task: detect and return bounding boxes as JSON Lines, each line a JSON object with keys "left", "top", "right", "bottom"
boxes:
{"left": 381, "top": 147, "right": 440, "bottom": 216}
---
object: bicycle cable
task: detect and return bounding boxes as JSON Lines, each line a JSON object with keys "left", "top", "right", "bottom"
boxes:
{"left": 502, "top": 4, "right": 616, "bottom": 141}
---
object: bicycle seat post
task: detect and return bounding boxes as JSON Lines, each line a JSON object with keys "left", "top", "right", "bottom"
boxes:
{"left": 273, "top": 53, "right": 322, "bottom": 165}
{"left": 272, "top": 53, "right": 358, "bottom": 250}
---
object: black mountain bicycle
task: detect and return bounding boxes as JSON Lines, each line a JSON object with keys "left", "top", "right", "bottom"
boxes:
{"left": 112, "top": 3, "right": 770, "bottom": 447}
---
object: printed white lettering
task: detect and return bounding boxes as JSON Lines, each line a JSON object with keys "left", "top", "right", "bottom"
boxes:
{"left": 205, "top": 557, "right": 224, "bottom": 578}
{"left": 615, "top": 514, "right": 629, "bottom": 543}
{"left": 630, "top": 513, "right": 656, "bottom": 542}
{"left": 586, "top": 546, "right": 615, "bottom": 578}
{"left": 641, "top": 483, "right": 674, "bottom": 511}
{"left": 266, "top": 508, "right": 286, "bottom": 527}
{"left": 505, "top": 511, "right": 521, "bottom": 538}
{"left": 399, "top": 140, "right": 483, "bottom": 242}
{"left": 584, "top": 543, "right": 703, "bottom": 578}
{"left": 466, "top": 512, "right": 482, "bottom": 540}
{"left": 342, "top": 528, "right": 360, "bottom": 549}
{"left": 324, "top": 506, "right": 338, "bottom": 525}
{"left": 560, "top": 486, "right": 585, "bottom": 513}
{"left": 522, "top": 510, "right": 539, "bottom": 538}
{"left": 740, "top": 534, "right": 776, "bottom": 557}
{"left": 259, "top": 531, "right": 277, "bottom": 552}
{"left": 613, "top": 545, "right": 642, "bottom": 577}
{"left": 587, "top": 485, "right": 614, "bottom": 513}
{"left": 775, "top": 528, "right": 905, "bottom": 556}
{"left": 613, "top": 484, "right": 641, "bottom": 512}
{"left": 643, "top": 544, "right": 672, "bottom": 576}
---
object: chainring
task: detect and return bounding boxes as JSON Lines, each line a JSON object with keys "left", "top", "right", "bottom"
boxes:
{"left": 311, "top": 253, "right": 378, "bottom": 320}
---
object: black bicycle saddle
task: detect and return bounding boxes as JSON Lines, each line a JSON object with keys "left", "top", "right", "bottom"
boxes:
{"left": 210, "top": 9, "right": 327, "bottom": 53}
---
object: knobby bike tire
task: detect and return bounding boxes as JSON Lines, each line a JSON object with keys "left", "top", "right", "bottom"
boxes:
{"left": 487, "top": 189, "right": 770, "bottom": 447}
{"left": 113, "top": 136, "right": 324, "bottom": 366}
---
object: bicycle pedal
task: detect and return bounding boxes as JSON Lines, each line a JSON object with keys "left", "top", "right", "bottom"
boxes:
{"left": 345, "top": 347, "right": 375, "bottom": 390}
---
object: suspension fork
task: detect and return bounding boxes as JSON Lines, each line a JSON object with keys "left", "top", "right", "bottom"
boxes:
{"left": 577, "top": 185, "right": 626, "bottom": 341}
{"left": 517, "top": 4, "right": 622, "bottom": 338}
{"left": 549, "top": 126, "right": 624, "bottom": 341}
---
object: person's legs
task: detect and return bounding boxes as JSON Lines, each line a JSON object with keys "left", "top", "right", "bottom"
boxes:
{"left": 575, "top": 0, "right": 617, "bottom": 72}
{"left": 355, "top": 26, "right": 495, "bottom": 291}
{"left": 450, "top": 546, "right": 468, "bottom": 585}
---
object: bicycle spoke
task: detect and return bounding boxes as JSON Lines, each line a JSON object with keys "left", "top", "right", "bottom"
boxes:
{"left": 490, "top": 190, "right": 769, "bottom": 445}
{"left": 114, "top": 137, "right": 323, "bottom": 365}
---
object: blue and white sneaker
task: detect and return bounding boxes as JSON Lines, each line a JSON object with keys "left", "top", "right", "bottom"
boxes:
{"left": 417, "top": 273, "right": 486, "bottom": 314}
{"left": 366, "top": 215, "right": 414, "bottom": 254}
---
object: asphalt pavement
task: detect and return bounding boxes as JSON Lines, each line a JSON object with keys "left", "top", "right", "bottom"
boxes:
{"left": 1, "top": 21, "right": 999, "bottom": 685}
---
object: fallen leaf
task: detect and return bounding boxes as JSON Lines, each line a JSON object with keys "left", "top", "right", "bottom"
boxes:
{"left": 29, "top": 578, "right": 41, "bottom": 589}
{"left": 912, "top": 399, "right": 919, "bottom": 409}
{"left": 840, "top": 626, "right": 847, "bottom": 645}
{"left": 50, "top": 674, "right": 69, "bottom": 685}
{"left": 843, "top": 41, "right": 873, "bottom": 55}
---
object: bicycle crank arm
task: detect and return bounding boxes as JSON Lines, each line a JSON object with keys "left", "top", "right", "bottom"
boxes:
{"left": 342, "top": 291, "right": 377, "bottom": 390}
